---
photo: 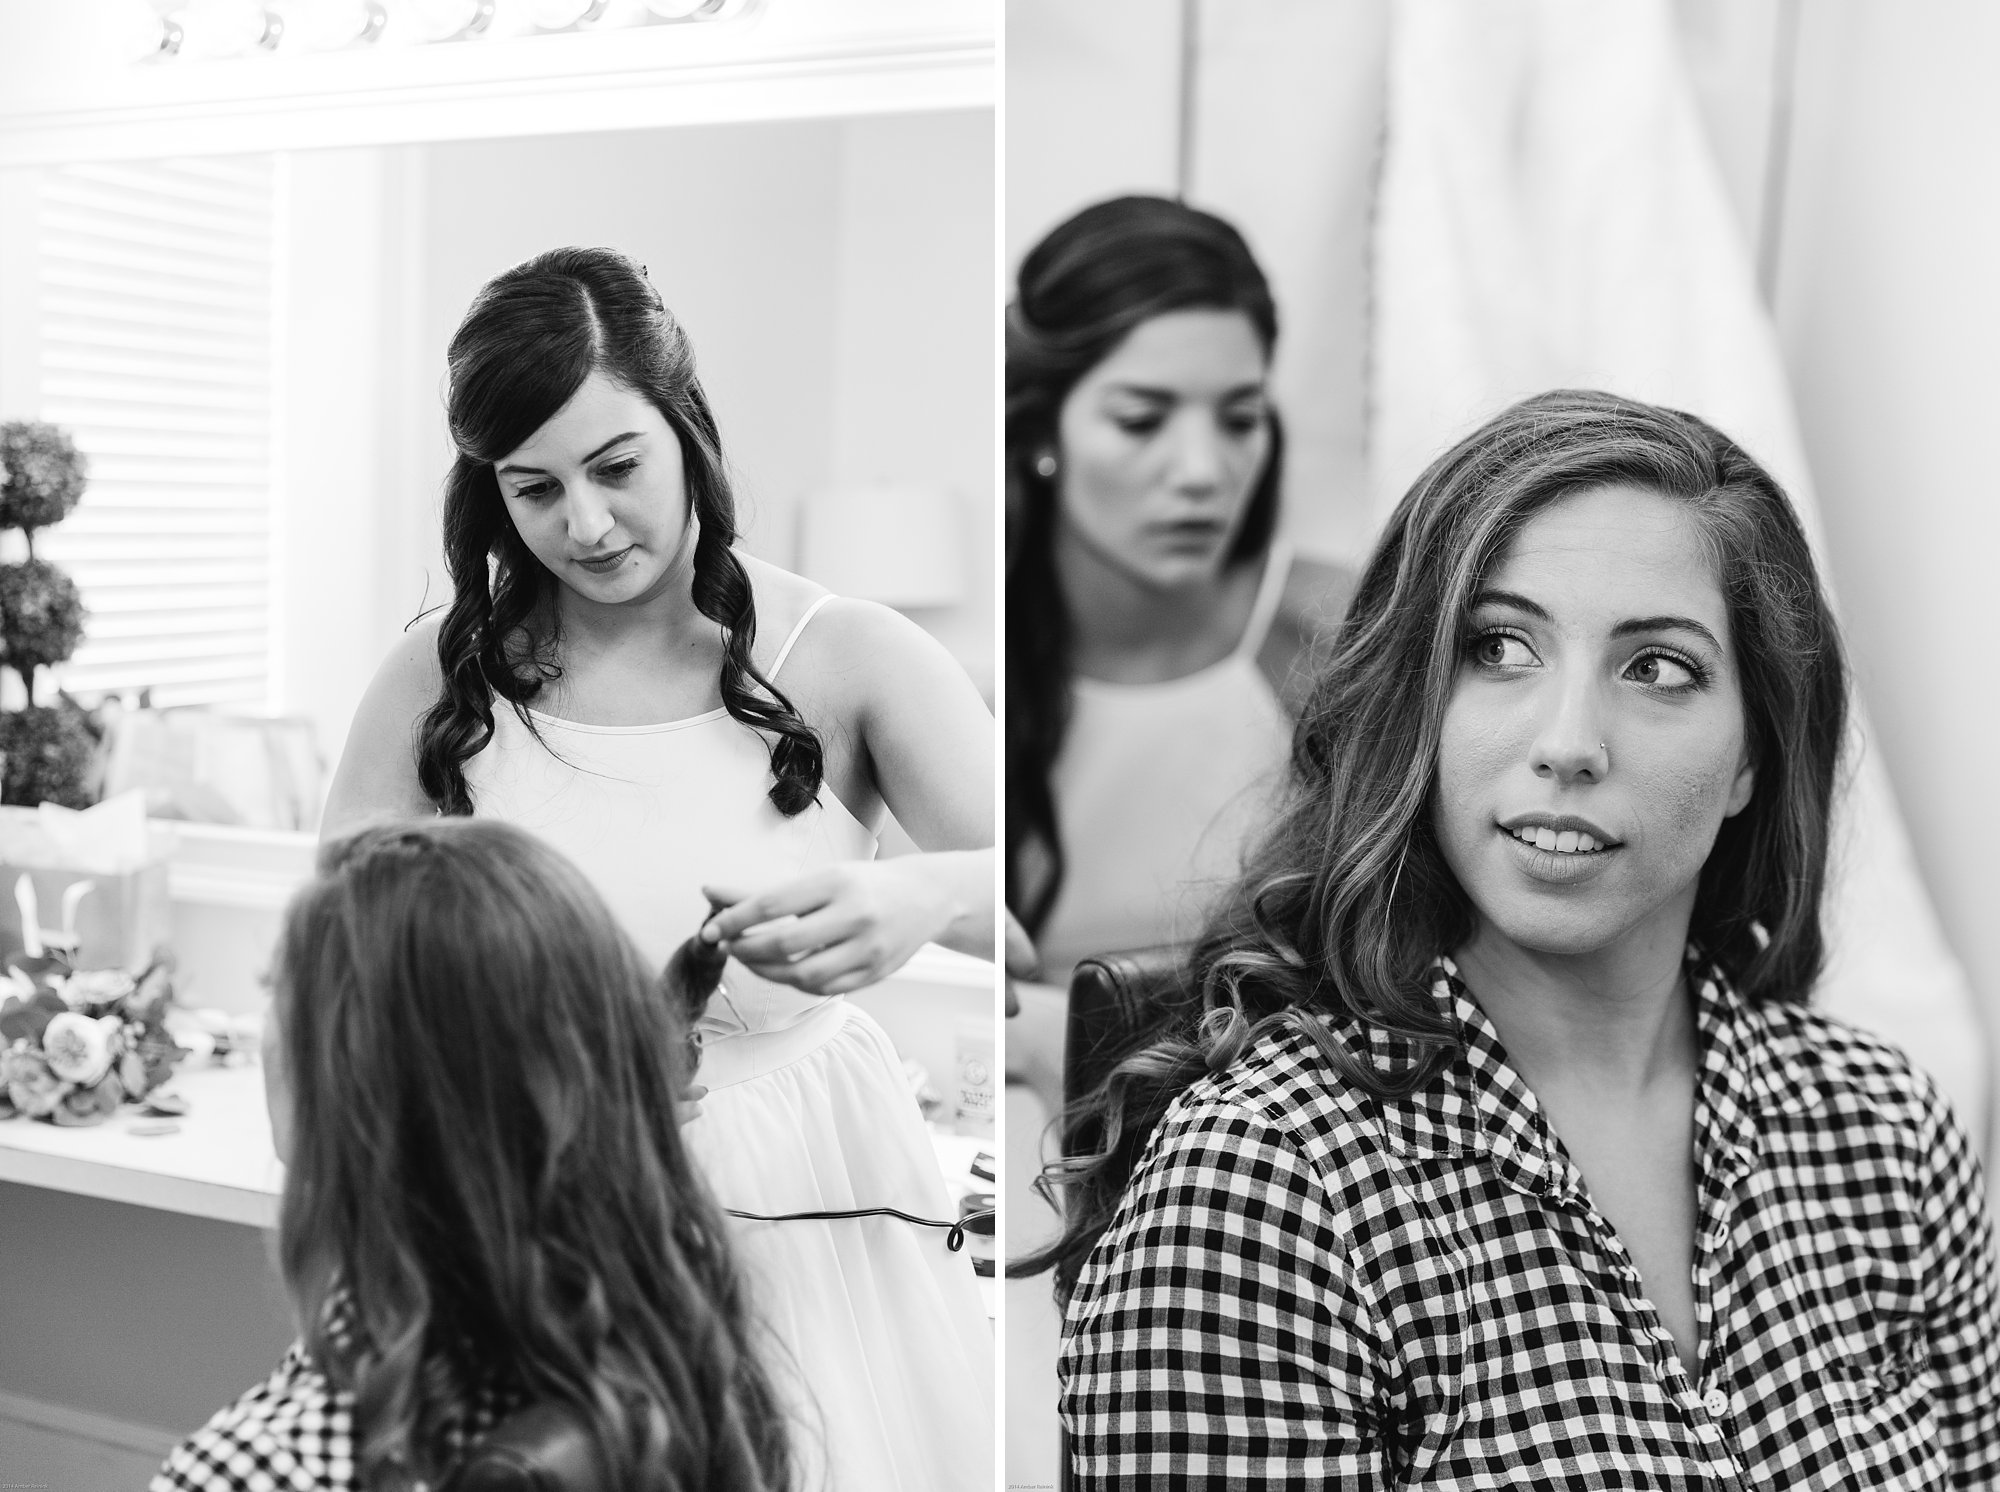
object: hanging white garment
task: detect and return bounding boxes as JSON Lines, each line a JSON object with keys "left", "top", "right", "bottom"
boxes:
{"left": 1368, "top": 0, "right": 1984, "bottom": 1123}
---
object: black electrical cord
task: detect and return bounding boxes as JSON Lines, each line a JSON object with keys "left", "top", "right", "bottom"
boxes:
{"left": 725, "top": 1205, "right": 997, "bottom": 1253}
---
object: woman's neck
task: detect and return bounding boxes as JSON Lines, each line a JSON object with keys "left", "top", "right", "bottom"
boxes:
{"left": 1054, "top": 525, "right": 1265, "bottom": 684}
{"left": 1452, "top": 915, "right": 1698, "bottom": 1100}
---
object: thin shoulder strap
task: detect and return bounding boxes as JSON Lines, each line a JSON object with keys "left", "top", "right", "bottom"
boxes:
{"left": 769, "top": 593, "right": 837, "bottom": 681}
{"left": 1233, "top": 540, "right": 1294, "bottom": 661}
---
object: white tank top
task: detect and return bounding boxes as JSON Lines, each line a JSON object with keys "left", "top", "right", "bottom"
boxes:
{"left": 463, "top": 596, "right": 879, "bottom": 1039}
{"left": 1036, "top": 546, "right": 1295, "bottom": 984}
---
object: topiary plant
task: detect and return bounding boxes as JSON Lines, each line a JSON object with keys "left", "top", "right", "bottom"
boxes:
{"left": 0, "top": 421, "right": 92, "bottom": 805}
{"left": 0, "top": 422, "right": 86, "bottom": 535}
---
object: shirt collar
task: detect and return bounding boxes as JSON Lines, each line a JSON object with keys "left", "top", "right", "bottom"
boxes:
{"left": 1365, "top": 953, "right": 1818, "bottom": 1200}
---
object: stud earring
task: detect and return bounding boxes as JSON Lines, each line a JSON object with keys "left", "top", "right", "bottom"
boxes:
{"left": 1033, "top": 452, "right": 1058, "bottom": 480}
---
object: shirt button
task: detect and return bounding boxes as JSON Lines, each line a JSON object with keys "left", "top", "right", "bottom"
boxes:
{"left": 1702, "top": 1387, "right": 1730, "bottom": 1418}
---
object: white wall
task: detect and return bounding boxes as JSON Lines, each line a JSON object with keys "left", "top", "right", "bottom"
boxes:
{"left": 827, "top": 111, "right": 996, "bottom": 691}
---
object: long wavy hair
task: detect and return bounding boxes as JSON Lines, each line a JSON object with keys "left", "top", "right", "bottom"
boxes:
{"left": 417, "top": 245, "right": 822, "bottom": 816}
{"left": 274, "top": 819, "right": 793, "bottom": 1490}
{"left": 1019, "top": 389, "right": 1850, "bottom": 1299}
{"left": 1006, "top": 196, "right": 1283, "bottom": 938}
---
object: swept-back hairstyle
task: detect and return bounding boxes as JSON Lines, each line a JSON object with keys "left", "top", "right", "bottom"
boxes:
{"left": 417, "top": 245, "right": 822, "bottom": 816}
{"left": 1022, "top": 389, "right": 1849, "bottom": 1299}
{"left": 276, "top": 819, "right": 792, "bottom": 1490}
{"left": 1006, "top": 195, "right": 1283, "bottom": 937}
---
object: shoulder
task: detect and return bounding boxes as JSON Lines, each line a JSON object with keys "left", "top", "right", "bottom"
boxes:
{"left": 1135, "top": 1020, "right": 1390, "bottom": 1226}
{"left": 366, "top": 610, "right": 448, "bottom": 706}
{"left": 1751, "top": 998, "right": 1952, "bottom": 1120}
{"left": 1071, "top": 1022, "right": 1394, "bottom": 1345}
{"left": 1744, "top": 997, "right": 1976, "bottom": 1179}
{"left": 1257, "top": 552, "right": 1360, "bottom": 717}
{"left": 153, "top": 1346, "right": 353, "bottom": 1492}
{"left": 741, "top": 554, "right": 981, "bottom": 714}
{"left": 321, "top": 613, "right": 450, "bottom": 836}
{"left": 1277, "top": 553, "right": 1360, "bottom": 635}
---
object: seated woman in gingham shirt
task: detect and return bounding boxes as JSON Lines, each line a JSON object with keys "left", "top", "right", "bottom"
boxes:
{"left": 153, "top": 820, "right": 793, "bottom": 1492}
{"left": 1026, "top": 391, "right": 1999, "bottom": 1488}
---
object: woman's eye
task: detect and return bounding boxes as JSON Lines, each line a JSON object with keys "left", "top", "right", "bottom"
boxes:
{"left": 1112, "top": 416, "right": 1163, "bottom": 437}
{"left": 1470, "top": 632, "right": 1535, "bottom": 669}
{"left": 513, "top": 482, "right": 556, "bottom": 502}
{"left": 1627, "top": 651, "right": 1700, "bottom": 689}
{"left": 598, "top": 459, "right": 640, "bottom": 482}
{"left": 1221, "top": 406, "right": 1266, "bottom": 437}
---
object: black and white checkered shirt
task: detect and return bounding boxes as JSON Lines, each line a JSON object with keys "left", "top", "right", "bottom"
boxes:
{"left": 1059, "top": 960, "right": 2000, "bottom": 1488}
{"left": 152, "top": 1332, "right": 518, "bottom": 1492}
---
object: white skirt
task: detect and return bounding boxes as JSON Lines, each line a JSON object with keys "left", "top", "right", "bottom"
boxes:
{"left": 686, "top": 998, "right": 993, "bottom": 1492}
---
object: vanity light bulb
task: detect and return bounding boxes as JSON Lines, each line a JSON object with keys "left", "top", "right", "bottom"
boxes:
{"left": 413, "top": 0, "right": 496, "bottom": 41}
{"left": 115, "top": 2, "right": 183, "bottom": 62}
{"left": 644, "top": 0, "right": 712, "bottom": 18}
{"left": 529, "top": 0, "right": 608, "bottom": 27}
{"left": 174, "top": 0, "right": 281, "bottom": 55}
{"left": 302, "top": 0, "right": 386, "bottom": 49}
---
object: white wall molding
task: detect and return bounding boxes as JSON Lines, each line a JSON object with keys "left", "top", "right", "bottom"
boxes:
{"left": 0, "top": 1, "right": 994, "bottom": 165}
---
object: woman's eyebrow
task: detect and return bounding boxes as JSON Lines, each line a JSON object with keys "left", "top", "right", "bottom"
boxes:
{"left": 1102, "top": 381, "right": 1264, "bottom": 403}
{"left": 1469, "top": 588, "right": 1549, "bottom": 620}
{"left": 1611, "top": 614, "right": 1724, "bottom": 651}
{"left": 497, "top": 430, "right": 644, "bottom": 475}
{"left": 1471, "top": 590, "right": 1725, "bottom": 652}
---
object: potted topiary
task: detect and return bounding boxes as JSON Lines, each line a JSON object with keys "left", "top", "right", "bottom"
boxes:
{"left": 0, "top": 422, "right": 96, "bottom": 809}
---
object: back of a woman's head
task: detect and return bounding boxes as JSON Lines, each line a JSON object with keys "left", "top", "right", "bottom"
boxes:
{"left": 276, "top": 818, "right": 790, "bottom": 1491}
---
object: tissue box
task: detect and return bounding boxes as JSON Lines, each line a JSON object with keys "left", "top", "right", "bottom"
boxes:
{"left": 0, "top": 803, "right": 174, "bottom": 972}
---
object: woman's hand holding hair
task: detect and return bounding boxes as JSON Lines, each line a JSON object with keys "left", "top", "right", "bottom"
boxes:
{"left": 701, "top": 850, "right": 992, "bottom": 997}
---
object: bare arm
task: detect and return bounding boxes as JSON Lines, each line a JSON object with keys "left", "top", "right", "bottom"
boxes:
{"left": 320, "top": 617, "right": 445, "bottom": 842}
{"left": 705, "top": 599, "right": 997, "bottom": 987}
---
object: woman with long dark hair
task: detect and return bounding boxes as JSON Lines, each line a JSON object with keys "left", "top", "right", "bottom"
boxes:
{"left": 323, "top": 247, "right": 992, "bottom": 1489}
{"left": 1033, "top": 391, "right": 2000, "bottom": 1486}
{"left": 155, "top": 819, "right": 792, "bottom": 1491}
{"left": 1006, "top": 196, "right": 1352, "bottom": 1000}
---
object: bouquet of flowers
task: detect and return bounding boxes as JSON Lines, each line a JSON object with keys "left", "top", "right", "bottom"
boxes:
{"left": 0, "top": 954, "right": 184, "bottom": 1125}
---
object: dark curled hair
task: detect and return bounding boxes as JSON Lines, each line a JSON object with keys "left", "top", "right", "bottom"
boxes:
{"left": 417, "top": 245, "right": 822, "bottom": 816}
{"left": 1019, "top": 389, "right": 1850, "bottom": 1300}
{"left": 277, "top": 819, "right": 793, "bottom": 1490}
{"left": 1006, "top": 196, "right": 1282, "bottom": 937}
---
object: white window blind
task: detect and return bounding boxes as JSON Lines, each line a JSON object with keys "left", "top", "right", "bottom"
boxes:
{"left": 35, "top": 156, "right": 277, "bottom": 710}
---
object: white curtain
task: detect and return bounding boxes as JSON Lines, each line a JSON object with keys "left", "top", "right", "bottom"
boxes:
{"left": 1369, "top": 0, "right": 1985, "bottom": 1126}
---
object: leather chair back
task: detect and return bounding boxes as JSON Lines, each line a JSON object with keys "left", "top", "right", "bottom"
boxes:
{"left": 1061, "top": 945, "right": 1195, "bottom": 1158}
{"left": 441, "top": 1402, "right": 608, "bottom": 1492}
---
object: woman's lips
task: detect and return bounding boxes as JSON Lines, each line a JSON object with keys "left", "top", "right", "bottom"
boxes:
{"left": 1497, "top": 824, "right": 1620, "bottom": 885}
{"left": 575, "top": 545, "right": 633, "bottom": 573}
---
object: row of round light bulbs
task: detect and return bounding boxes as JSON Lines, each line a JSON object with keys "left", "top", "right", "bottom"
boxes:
{"left": 123, "top": 0, "right": 755, "bottom": 61}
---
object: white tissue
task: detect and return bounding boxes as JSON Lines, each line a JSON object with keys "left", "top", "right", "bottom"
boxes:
{"left": 35, "top": 789, "right": 152, "bottom": 875}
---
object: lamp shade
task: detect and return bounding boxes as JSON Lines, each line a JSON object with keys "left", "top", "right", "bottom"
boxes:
{"left": 796, "top": 483, "right": 964, "bottom": 609}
